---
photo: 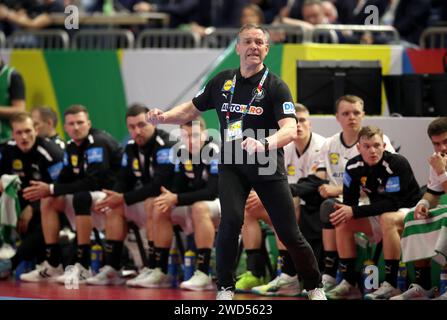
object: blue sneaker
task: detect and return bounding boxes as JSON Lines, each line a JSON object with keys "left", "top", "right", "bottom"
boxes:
{"left": 0, "top": 259, "right": 12, "bottom": 279}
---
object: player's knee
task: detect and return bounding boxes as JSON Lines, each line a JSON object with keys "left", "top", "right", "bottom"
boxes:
{"left": 320, "top": 198, "right": 337, "bottom": 229}
{"left": 73, "top": 191, "right": 92, "bottom": 216}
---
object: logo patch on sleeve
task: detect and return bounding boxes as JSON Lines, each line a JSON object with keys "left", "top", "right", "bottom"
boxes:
{"left": 48, "top": 162, "right": 63, "bottom": 181}
{"left": 343, "top": 171, "right": 352, "bottom": 188}
{"left": 209, "top": 159, "right": 219, "bottom": 175}
{"left": 385, "top": 176, "right": 400, "bottom": 192}
{"left": 86, "top": 147, "right": 104, "bottom": 164}
{"left": 156, "top": 148, "right": 171, "bottom": 164}
{"left": 222, "top": 80, "right": 233, "bottom": 92}
{"left": 282, "top": 102, "right": 295, "bottom": 114}
{"left": 121, "top": 153, "right": 128, "bottom": 167}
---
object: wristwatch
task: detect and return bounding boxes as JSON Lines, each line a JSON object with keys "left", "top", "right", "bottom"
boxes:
{"left": 260, "top": 138, "right": 269, "bottom": 151}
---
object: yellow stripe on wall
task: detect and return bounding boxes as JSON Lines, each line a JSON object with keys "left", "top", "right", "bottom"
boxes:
{"left": 9, "top": 50, "right": 64, "bottom": 136}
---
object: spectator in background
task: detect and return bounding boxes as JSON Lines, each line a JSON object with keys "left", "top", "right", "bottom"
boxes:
{"left": 0, "top": 0, "right": 64, "bottom": 30}
{"left": 31, "top": 106, "right": 65, "bottom": 150}
{"left": 248, "top": 0, "right": 287, "bottom": 24}
{"left": 321, "top": 0, "right": 337, "bottom": 23}
{"left": 279, "top": 0, "right": 330, "bottom": 32}
{"left": 0, "top": 58, "right": 25, "bottom": 145}
{"left": 240, "top": 3, "right": 265, "bottom": 26}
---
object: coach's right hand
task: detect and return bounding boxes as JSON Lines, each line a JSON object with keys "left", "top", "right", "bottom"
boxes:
{"left": 146, "top": 108, "right": 166, "bottom": 125}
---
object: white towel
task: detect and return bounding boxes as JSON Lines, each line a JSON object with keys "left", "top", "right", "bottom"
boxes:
{"left": 401, "top": 205, "right": 447, "bottom": 265}
{"left": 0, "top": 174, "right": 21, "bottom": 227}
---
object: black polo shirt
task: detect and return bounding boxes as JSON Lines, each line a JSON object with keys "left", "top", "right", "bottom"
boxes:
{"left": 192, "top": 66, "right": 296, "bottom": 181}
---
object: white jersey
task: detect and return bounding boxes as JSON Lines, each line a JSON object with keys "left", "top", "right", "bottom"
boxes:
{"left": 317, "top": 132, "right": 395, "bottom": 187}
{"left": 284, "top": 132, "right": 326, "bottom": 184}
{"left": 427, "top": 161, "right": 446, "bottom": 194}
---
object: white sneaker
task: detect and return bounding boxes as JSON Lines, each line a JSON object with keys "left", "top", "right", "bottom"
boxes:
{"left": 322, "top": 274, "right": 337, "bottom": 292}
{"left": 326, "top": 280, "right": 362, "bottom": 300}
{"left": 433, "top": 291, "right": 447, "bottom": 300}
{"left": 308, "top": 287, "right": 328, "bottom": 300}
{"left": 86, "top": 265, "right": 126, "bottom": 286}
{"left": 390, "top": 283, "right": 436, "bottom": 300}
{"left": 135, "top": 268, "right": 173, "bottom": 288}
{"left": 56, "top": 263, "right": 92, "bottom": 285}
{"left": 0, "top": 244, "right": 16, "bottom": 260}
{"left": 216, "top": 287, "right": 235, "bottom": 300}
{"left": 364, "top": 281, "right": 401, "bottom": 300}
{"left": 20, "top": 261, "right": 63, "bottom": 282}
{"left": 251, "top": 273, "right": 301, "bottom": 296}
{"left": 180, "top": 270, "right": 215, "bottom": 291}
{"left": 126, "top": 267, "right": 153, "bottom": 287}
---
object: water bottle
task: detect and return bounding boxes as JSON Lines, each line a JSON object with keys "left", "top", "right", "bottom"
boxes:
{"left": 362, "top": 259, "right": 376, "bottom": 294}
{"left": 168, "top": 247, "right": 179, "bottom": 287}
{"left": 91, "top": 244, "right": 103, "bottom": 275}
{"left": 183, "top": 250, "right": 196, "bottom": 281}
{"left": 440, "top": 265, "right": 447, "bottom": 295}
{"left": 276, "top": 255, "right": 283, "bottom": 276}
{"left": 397, "top": 261, "right": 407, "bottom": 292}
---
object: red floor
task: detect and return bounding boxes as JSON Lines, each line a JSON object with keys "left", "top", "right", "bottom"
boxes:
{"left": 0, "top": 279, "right": 302, "bottom": 300}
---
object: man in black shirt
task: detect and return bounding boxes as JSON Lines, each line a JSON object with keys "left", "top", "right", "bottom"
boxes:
{"left": 21, "top": 105, "right": 122, "bottom": 283}
{"left": 31, "top": 106, "right": 65, "bottom": 150}
{"left": 147, "top": 24, "right": 325, "bottom": 300}
{"left": 138, "top": 117, "right": 220, "bottom": 290}
{"left": 0, "top": 112, "right": 63, "bottom": 278}
{"left": 326, "top": 125, "right": 421, "bottom": 300}
{"left": 86, "top": 104, "right": 175, "bottom": 286}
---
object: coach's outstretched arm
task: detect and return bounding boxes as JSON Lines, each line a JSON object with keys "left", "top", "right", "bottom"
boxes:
{"left": 147, "top": 101, "right": 201, "bottom": 125}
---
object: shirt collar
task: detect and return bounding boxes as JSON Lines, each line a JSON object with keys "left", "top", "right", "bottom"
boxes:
{"left": 236, "top": 65, "right": 267, "bottom": 85}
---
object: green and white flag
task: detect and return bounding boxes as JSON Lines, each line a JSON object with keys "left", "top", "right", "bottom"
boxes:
{"left": 0, "top": 174, "right": 21, "bottom": 227}
{"left": 401, "top": 205, "right": 447, "bottom": 265}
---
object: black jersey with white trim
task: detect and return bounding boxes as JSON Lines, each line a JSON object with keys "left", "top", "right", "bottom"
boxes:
{"left": 343, "top": 151, "right": 421, "bottom": 218}
{"left": 0, "top": 137, "right": 64, "bottom": 188}
{"left": 55, "top": 128, "right": 122, "bottom": 196}
{"left": 192, "top": 66, "right": 296, "bottom": 181}
{"left": 172, "top": 138, "right": 220, "bottom": 206}
{"left": 115, "top": 129, "right": 176, "bottom": 205}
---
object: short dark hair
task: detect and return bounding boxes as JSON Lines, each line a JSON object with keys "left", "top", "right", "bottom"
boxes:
{"left": 358, "top": 125, "right": 383, "bottom": 141}
{"left": 64, "top": 104, "right": 89, "bottom": 118}
{"left": 237, "top": 23, "right": 270, "bottom": 44}
{"left": 181, "top": 116, "right": 206, "bottom": 130}
{"left": 126, "top": 103, "right": 149, "bottom": 119}
{"left": 335, "top": 95, "right": 364, "bottom": 113}
{"left": 427, "top": 117, "right": 447, "bottom": 138}
{"left": 32, "top": 106, "right": 58, "bottom": 127}
{"left": 10, "top": 112, "right": 32, "bottom": 126}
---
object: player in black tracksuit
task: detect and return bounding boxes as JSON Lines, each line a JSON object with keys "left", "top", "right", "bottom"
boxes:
{"left": 146, "top": 131, "right": 220, "bottom": 290}
{"left": 86, "top": 104, "right": 177, "bottom": 286}
{"left": 94, "top": 127, "right": 176, "bottom": 278}
{"left": 20, "top": 106, "right": 123, "bottom": 282}
{"left": 0, "top": 113, "right": 63, "bottom": 276}
{"left": 326, "top": 126, "right": 421, "bottom": 300}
